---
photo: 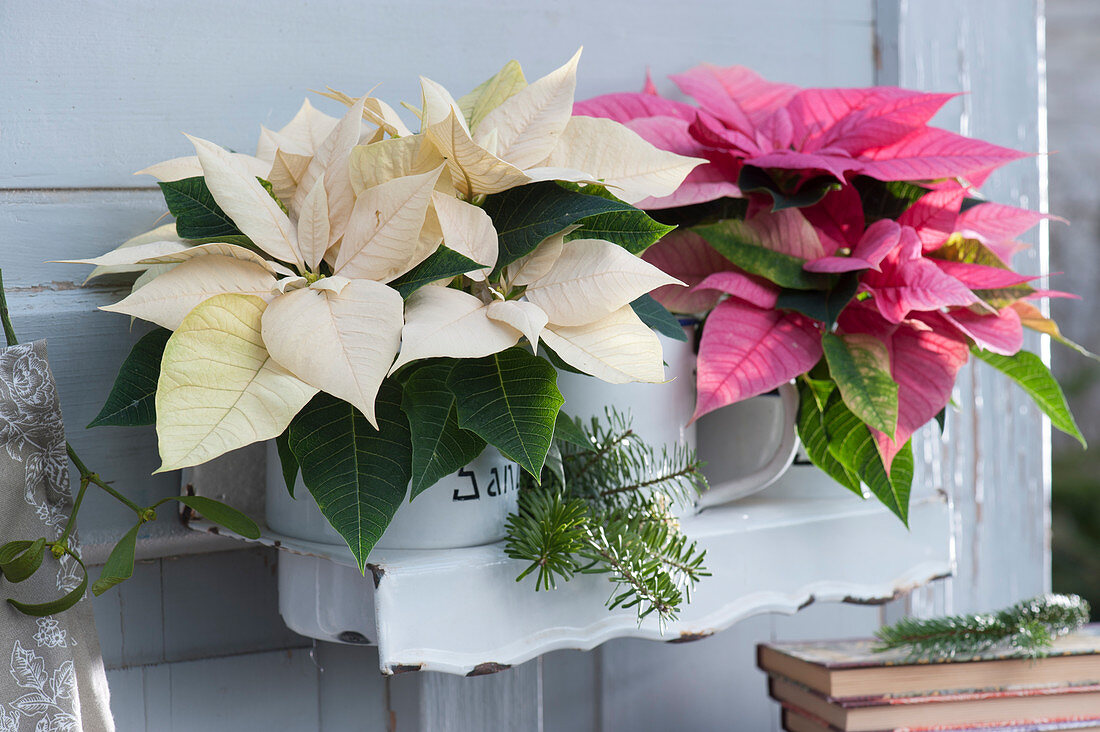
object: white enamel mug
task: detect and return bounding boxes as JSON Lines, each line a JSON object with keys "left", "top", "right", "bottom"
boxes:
{"left": 694, "top": 381, "right": 800, "bottom": 509}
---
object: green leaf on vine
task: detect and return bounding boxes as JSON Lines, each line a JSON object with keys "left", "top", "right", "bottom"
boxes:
{"left": 171, "top": 496, "right": 261, "bottom": 539}
{"left": 92, "top": 524, "right": 139, "bottom": 596}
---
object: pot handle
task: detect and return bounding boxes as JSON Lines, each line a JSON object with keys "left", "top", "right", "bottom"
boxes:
{"left": 694, "top": 381, "right": 800, "bottom": 509}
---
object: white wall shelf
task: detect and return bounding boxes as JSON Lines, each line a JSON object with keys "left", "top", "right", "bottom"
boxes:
{"left": 186, "top": 490, "right": 953, "bottom": 676}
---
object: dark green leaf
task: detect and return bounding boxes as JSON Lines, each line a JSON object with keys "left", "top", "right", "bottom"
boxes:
{"left": 971, "top": 347, "right": 1086, "bottom": 447}
{"left": 8, "top": 557, "right": 87, "bottom": 617}
{"left": 172, "top": 496, "right": 261, "bottom": 539}
{"left": 389, "top": 247, "right": 484, "bottom": 299}
{"left": 447, "top": 347, "right": 564, "bottom": 477}
{"left": 738, "top": 166, "right": 841, "bottom": 211}
{"left": 0, "top": 538, "right": 45, "bottom": 583}
{"left": 88, "top": 327, "right": 170, "bottom": 428}
{"left": 482, "top": 182, "right": 639, "bottom": 274}
{"left": 630, "top": 294, "right": 688, "bottom": 342}
{"left": 647, "top": 197, "right": 748, "bottom": 229}
{"left": 934, "top": 407, "right": 947, "bottom": 434}
{"left": 822, "top": 333, "right": 899, "bottom": 438}
{"left": 541, "top": 344, "right": 586, "bottom": 374}
{"left": 401, "top": 361, "right": 487, "bottom": 499}
{"left": 553, "top": 411, "right": 592, "bottom": 450}
{"left": 275, "top": 428, "right": 298, "bottom": 498}
{"left": 795, "top": 380, "right": 860, "bottom": 495}
{"left": 822, "top": 391, "right": 912, "bottom": 525}
{"left": 694, "top": 221, "right": 827, "bottom": 290}
{"left": 566, "top": 210, "right": 675, "bottom": 254}
{"left": 775, "top": 272, "right": 860, "bottom": 325}
{"left": 91, "top": 524, "right": 139, "bottom": 596}
{"left": 159, "top": 176, "right": 244, "bottom": 241}
{"left": 853, "top": 177, "right": 928, "bottom": 223}
{"left": 288, "top": 386, "right": 412, "bottom": 572}
{"left": 803, "top": 375, "right": 836, "bottom": 412}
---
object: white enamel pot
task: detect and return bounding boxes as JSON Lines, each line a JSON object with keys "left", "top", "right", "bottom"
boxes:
{"left": 265, "top": 443, "right": 519, "bottom": 551}
{"left": 694, "top": 382, "right": 800, "bottom": 508}
{"left": 554, "top": 330, "right": 697, "bottom": 455}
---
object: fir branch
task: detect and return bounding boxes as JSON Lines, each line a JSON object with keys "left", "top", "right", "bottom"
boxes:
{"left": 505, "top": 408, "right": 710, "bottom": 624}
{"left": 874, "top": 594, "right": 1090, "bottom": 660}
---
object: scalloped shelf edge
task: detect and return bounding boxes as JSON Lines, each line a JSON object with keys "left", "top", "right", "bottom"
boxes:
{"left": 186, "top": 491, "right": 954, "bottom": 676}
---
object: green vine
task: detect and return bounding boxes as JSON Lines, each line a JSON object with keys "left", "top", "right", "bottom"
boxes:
{"left": 874, "top": 594, "right": 1091, "bottom": 659}
{"left": 505, "top": 409, "right": 709, "bottom": 624}
{"left": 0, "top": 269, "right": 260, "bottom": 616}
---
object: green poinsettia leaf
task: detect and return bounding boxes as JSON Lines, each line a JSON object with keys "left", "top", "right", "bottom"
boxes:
{"left": 822, "top": 333, "right": 899, "bottom": 439}
{"left": 288, "top": 385, "right": 412, "bottom": 572}
{"left": 482, "top": 182, "right": 639, "bottom": 274}
{"left": 630, "top": 294, "right": 688, "bottom": 342}
{"left": 795, "top": 379, "right": 861, "bottom": 496}
{"left": 389, "top": 247, "right": 484, "bottom": 299}
{"left": 971, "top": 347, "right": 1086, "bottom": 447}
{"left": 401, "top": 360, "right": 487, "bottom": 499}
{"left": 88, "top": 327, "right": 170, "bottom": 428}
{"left": 775, "top": 272, "right": 861, "bottom": 326}
{"left": 694, "top": 221, "right": 828, "bottom": 291}
{"left": 853, "top": 177, "right": 929, "bottom": 223}
{"left": 274, "top": 428, "right": 298, "bottom": 498}
{"left": 738, "top": 166, "right": 841, "bottom": 211}
{"left": 458, "top": 59, "right": 527, "bottom": 131}
{"left": 446, "top": 347, "right": 564, "bottom": 478}
{"left": 553, "top": 411, "right": 592, "bottom": 450}
{"left": 91, "top": 524, "right": 139, "bottom": 596}
{"left": 159, "top": 176, "right": 245, "bottom": 242}
{"left": 822, "top": 391, "right": 913, "bottom": 525}
{"left": 170, "top": 496, "right": 261, "bottom": 540}
{"left": 549, "top": 187, "right": 677, "bottom": 254}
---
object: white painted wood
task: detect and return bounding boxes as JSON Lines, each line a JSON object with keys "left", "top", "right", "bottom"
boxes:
{"left": 2, "top": 0, "right": 1046, "bottom": 728}
{"left": 877, "top": 0, "right": 1050, "bottom": 616}
{"left": 191, "top": 490, "right": 951, "bottom": 674}
{"left": 0, "top": 0, "right": 875, "bottom": 189}
{"left": 420, "top": 662, "right": 541, "bottom": 732}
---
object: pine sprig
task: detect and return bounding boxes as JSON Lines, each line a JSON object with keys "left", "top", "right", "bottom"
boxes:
{"left": 505, "top": 409, "right": 710, "bottom": 624}
{"left": 874, "top": 594, "right": 1091, "bottom": 660}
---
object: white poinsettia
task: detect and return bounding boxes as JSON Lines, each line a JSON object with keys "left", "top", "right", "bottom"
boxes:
{"left": 79, "top": 102, "right": 445, "bottom": 469}
{"left": 413, "top": 49, "right": 705, "bottom": 203}
{"left": 75, "top": 50, "right": 702, "bottom": 473}
{"left": 393, "top": 234, "right": 682, "bottom": 383}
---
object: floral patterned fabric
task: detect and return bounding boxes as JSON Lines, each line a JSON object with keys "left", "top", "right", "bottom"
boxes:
{"left": 0, "top": 341, "right": 113, "bottom": 731}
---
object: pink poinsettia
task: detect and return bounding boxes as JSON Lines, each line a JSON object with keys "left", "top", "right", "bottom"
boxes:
{"left": 577, "top": 64, "right": 1028, "bottom": 207}
{"left": 579, "top": 63, "right": 1080, "bottom": 486}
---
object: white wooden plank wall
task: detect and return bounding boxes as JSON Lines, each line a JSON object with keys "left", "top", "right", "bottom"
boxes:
{"left": 879, "top": 0, "right": 1051, "bottom": 623}
{"left": 0, "top": 0, "right": 1047, "bottom": 729}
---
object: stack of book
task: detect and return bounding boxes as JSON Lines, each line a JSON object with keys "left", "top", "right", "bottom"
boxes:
{"left": 758, "top": 625, "right": 1100, "bottom": 731}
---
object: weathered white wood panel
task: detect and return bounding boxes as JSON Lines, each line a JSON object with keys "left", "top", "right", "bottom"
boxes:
{"left": 1, "top": 0, "right": 877, "bottom": 188}
{"left": 1, "top": 0, "right": 1048, "bottom": 729}
{"left": 877, "top": 0, "right": 1050, "bottom": 617}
